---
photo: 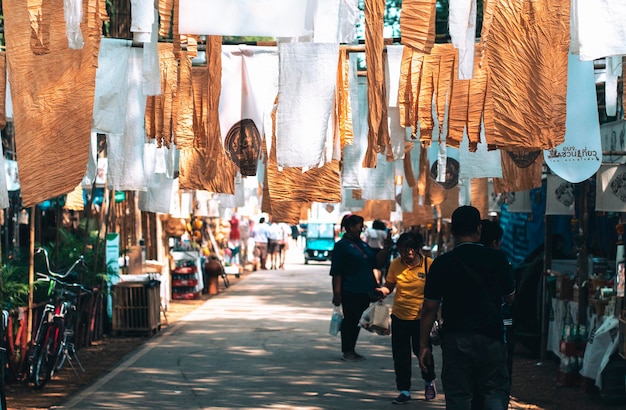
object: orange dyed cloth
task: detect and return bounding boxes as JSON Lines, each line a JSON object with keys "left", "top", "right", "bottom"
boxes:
{"left": 3, "top": 0, "right": 103, "bottom": 206}
{"left": 400, "top": 0, "right": 436, "bottom": 53}
{"left": 145, "top": 43, "right": 178, "bottom": 148}
{"left": 486, "top": 0, "right": 570, "bottom": 150}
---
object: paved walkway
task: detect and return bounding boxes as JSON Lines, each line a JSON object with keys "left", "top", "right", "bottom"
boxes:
{"left": 60, "top": 249, "right": 445, "bottom": 409}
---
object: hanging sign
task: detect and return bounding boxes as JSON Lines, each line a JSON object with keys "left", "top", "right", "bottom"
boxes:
{"left": 544, "top": 54, "right": 601, "bottom": 183}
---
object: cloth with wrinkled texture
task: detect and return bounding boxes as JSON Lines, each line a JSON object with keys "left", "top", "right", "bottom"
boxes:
{"left": 173, "top": 52, "right": 194, "bottom": 149}
{"left": 4, "top": 0, "right": 102, "bottom": 206}
{"left": 179, "top": 61, "right": 237, "bottom": 194}
{"left": 400, "top": 0, "right": 436, "bottom": 53}
{"left": 157, "top": 0, "right": 174, "bottom": 38}
{"left": 145, "top": 42, "right": 177, "bottom": 148}
{"left": 130, "top": 0, "right": 153, "bottom": 42}
{"left": 493, "top": 151, "right": 543, "bottom": 193}
{"left": 486, "top": 0, "right": 570, "bottom": 150}
{"left": 363, "top": 0, "right": 390, "bottom": 168}
{"left": 267, "top": 103, "right": 341, "bottom": 204}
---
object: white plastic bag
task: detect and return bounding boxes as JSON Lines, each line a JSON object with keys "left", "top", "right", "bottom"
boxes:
{"left": 329, "top": 305, "right": 343, "bottom": 336}
{"left": 359, "top": 301, "right": 390, "bottom": 336}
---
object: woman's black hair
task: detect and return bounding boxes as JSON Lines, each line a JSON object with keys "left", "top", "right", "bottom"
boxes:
{"left": 396, "top": 231, "right": 424, "bottom": 251}
{"left": 341, "top": 214, "right": 364, "bottom": 230}
{"left": 372, "top": 219, "right": 386, "bottom": 230}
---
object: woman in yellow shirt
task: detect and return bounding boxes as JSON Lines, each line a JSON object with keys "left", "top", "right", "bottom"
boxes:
{"left": 377, "top": 231, "right": 437, "bottom": 405}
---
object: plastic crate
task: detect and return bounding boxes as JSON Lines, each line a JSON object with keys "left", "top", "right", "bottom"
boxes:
{"left": 112, "top": 281, "right": 161, "bottom": 336}
{"left": 172, "top": 291, "right": 199, "bottom": 300}
{"left": 172, "top": 278, "right": 198, "bottom": 287}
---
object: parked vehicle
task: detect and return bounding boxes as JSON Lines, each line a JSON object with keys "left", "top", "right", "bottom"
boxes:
{"left": 304, "top": 222, "right": 336, "bottom": 264}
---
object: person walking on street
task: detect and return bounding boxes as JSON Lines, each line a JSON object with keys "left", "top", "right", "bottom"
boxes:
{"left": 419, "top": 206, "right": 515, "bottom": 409}
{"left": 376, "top": 231, "right": 437, "bottom": 405}
{"left": 330, "top": 214, "right": 391, "bottom": 362}
{"left": 251, "top": 217, "right": 271, "bottom": 270}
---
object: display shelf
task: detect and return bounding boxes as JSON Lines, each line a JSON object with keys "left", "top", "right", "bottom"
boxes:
{"left": 170, "top": 251, "right": 201, "bottom": 300}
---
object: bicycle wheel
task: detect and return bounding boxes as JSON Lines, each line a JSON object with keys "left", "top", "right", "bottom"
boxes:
{"left": 33, "top": 321, "right": 61, "bottom": 389}
{"left": 222, "top": 272, "right": 230, "bottom": 288}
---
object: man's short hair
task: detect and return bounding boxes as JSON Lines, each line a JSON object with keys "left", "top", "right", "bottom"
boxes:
{"left": 451, "top": 206, "right": 481, "bottom": 236}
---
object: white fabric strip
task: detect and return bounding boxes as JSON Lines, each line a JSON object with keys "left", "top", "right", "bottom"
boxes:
{"left": 107, "top": 48, "right": 147, "bottom": 191}
{"left": 64, "top": 0, "right": 84, "bottom": 49}
{"left": 130, "top": 0, "right": 154, "bottom": 42}
{"left": 179, "top": 0, "right": 315, "bottom": 37}
{"left": 93, "top": 38, "right": 132, "bottom": 135}
{"left": 276, "top": 42, "right": 339, "bottom": 168}
{"left": 449, "top": 0, "right": 477, "bottom": 79}
{"left": 572, "top": 0, "right": 626, "bottom": 60}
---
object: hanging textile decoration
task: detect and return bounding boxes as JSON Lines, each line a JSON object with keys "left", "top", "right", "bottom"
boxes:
{"left": 546, "top": 174, "right": 575, "bottom": 216}
{"left": 448, "top": 48, "right": 491, "bottom": 150}
{"left": 449, "top": 0, "right": 477, "bottom": 80}
{"left": 399, "top": 0, "right": 436, "bottom": 53}
{"left": 145, "top": 43, "right": 178, "bottom": 148}
{"left": 221, "top": 45, "right": 279, "bottom": 176}
{"left": 459, "top": 128, "right": 503, "bottom": 179}
{"left": 314, "top": 0, "right": 359, "bottom": 43}
{"left": 64, "top": 0, "right": 84, "bottom": 49}
{"left": 0, "top": 52, "right": 6, "bottom": 131}
{"left": 107, "top": 48, "right": 147, "bottom": 191}
{"left": 173, "top": 52, "right": 194, "bottom": 148}
{"left": 336, "top": 47, "right": 354, "bottom": 153}
{"left": 470, "top": 178, "right": 489, "bottom": 220}
{"left": 266, "top": 103, "right": 341, "bottom": 204}
{"left": 398, "top": 44, "right": 456, "bottom": 144}
{"left": 357, "top": 200, "right": 394, "bottom": 222}
{"left": 486, "top": 0, "right": 570, "bottom": 150}
{"left": 596, "top": 165, "right": 626, "bottom": 212}
{"left": 157, "top": 0, "right": 175, "bottom": 38}
{"left": 130, "top": 0, "right": 154, "bottom": 43}
{"left": 543, "top": 54, "right": 601, "bottom": 183}
{"left": 571, "top": 0, "right": 626, "bottom": 61}
{"left": 0, "top": 143, "right": 9, "bottom": 209}
{"left": 93, "top": 39, "right": 132, "bottom": 135}
{"left": 386, "top": 45, "right": 409, "bottom": 161}
{"left": 178, "top": 0, "right": 316, "bottom": 37}
{"left": 362, "top": 0, "right": 390, "bottom": 168}
{"left": 179, "top": 60, "right": 237, "bottom": 194}
{"left": 138, "top": 143, "right": 174, "bottom": 213}
{"left": 276, "top": 42, "right": 339, "bottom": 168}
{"left": 3, "top": 0, "right": 104, "bottom": 207}
{"left": 493, "top": 150, "right": 543, "bottom": 193}
{"left": 343, "top": 72, "right": 367, "bottom": 189}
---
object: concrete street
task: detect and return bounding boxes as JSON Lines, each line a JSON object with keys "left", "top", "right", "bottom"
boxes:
{"left": 59, "top": 248, "right": 445, "bottom": 409}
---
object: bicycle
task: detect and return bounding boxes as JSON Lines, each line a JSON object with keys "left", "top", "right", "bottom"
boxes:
{"left": 27, "top": 248, "right": 90, "bottom": 389}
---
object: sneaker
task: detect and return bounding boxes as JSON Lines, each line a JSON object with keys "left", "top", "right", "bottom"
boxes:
{"left": 392, "top": 392, "right": 411, "bottom": 405}
{"left": 425, "top": 382, "right": 437, "bottom": 401}
{"left": 341, "top": 352, "right": 365, "bottom": 361}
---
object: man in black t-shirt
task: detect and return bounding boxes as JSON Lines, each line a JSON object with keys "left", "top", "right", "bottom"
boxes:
{"left": 418, "top": 206, "right": 515, "bottom": 409}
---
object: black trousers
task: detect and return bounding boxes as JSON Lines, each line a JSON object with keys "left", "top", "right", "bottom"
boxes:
{"left": 391, "top": 315, "right": 436, "bottom": 391}
{"left": 340, "top": 291, "right": 371, "bottom": 354}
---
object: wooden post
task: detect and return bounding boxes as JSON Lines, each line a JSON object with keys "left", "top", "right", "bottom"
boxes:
{"left": 27, "top": 206, "right": 36, "bottom": 343}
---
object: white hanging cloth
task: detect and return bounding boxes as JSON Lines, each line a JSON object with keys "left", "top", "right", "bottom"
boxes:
{"left": 571, "top": 0, "right": 626, "bottom": 61}
{"left": 64, "top": 0, "right": 84, "bottom": 49}
{"left": 179, "top": 0, "right": 316, "bottom": 37}
{"left": 449, "top": 0, "right": 477, "bottom": 79}
{"left": 130, "top": 0, "right": 154, "bottom": 42}
{"left": 544, "top": 53, "right": 601, "bottom": 183}
{"left": 107, "top": 48, "right": 147, "bottom": 191}
{"left": 276, "top": 42, "right": 339, "bottom": 168}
